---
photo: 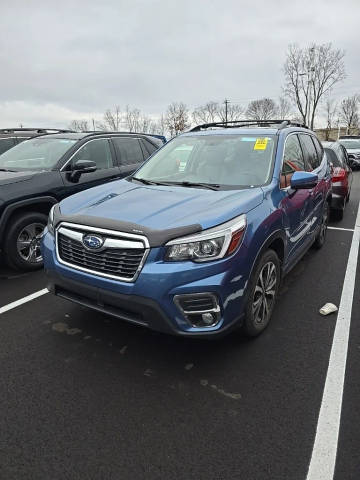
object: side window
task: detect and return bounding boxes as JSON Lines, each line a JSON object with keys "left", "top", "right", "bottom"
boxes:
{"left": 300, "top": 134, "right": 320, "bottom": 170}
{"left": 71, "top": 139, "right": 113, "bottom": 170}
{"left": 141, "top": 139, "right": 158, "bottom": 157}
{"left": 281, "top": 135, "right": 305, "bottom": 189}
{"left": 0, "top": 138, "right": 16, "bottom": 155}
{"left": 312, "top": 137, "right": 324, "bottom": 165}
{"left": 113, "top": 138, "right": 145, "bottom": 166}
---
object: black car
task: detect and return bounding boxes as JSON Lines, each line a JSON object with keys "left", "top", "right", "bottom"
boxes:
{"left": 0, "top": 131, "right": 161, "bottom": 270}
{"left": 0, "top": 128, "right": 74, "bottom": 155}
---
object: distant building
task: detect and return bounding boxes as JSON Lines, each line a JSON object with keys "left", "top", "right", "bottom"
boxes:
{"left": 315, "top": 127, "right": 359, "bottom": 141}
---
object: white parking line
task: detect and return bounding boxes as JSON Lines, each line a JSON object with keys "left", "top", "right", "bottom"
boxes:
{"left": 328, "top": 226, "right": 354, "bottom": 232}
{"left": 0, "top": 288, "right": 48, "bottom": 315}
{"left": 306, "top": 201, "right": 360, "bottom": 480}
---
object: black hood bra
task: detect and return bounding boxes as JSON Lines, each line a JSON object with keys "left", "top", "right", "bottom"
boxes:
{"left": 54, "top": 205, "right": 202, "bottom": 247}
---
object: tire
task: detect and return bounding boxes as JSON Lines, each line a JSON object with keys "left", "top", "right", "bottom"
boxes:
{"left": 332, "top": 206, "right": 344, "bottom": 221}
{"left": 313, "top": 201, "right": 329, "bottom": 249}
{"left": 4, "top": 212, "right": 48, "bottom": 271}
{"left": 241, "top": 249, "right": 281, "bottom": 337}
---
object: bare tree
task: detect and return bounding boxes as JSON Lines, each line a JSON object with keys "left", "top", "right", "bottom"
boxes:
{"left": 69, "top": 119, "right": 89, "bottom": 132}
{"left": 124, "top": 106, "right": 141, "bottom": 131}
{"left": 339, "top": 94, "right": 359, "bottom": 135}
{"left": 151, "top": 114, "right": 167, "bottom": 136}
{"left": 284, "top": 43, "right": 346, "bottom": 129}
{"left": 192, "top": 101, "right": 219, "bottom": 124}
{"left": 97, "top": 106, "right": 123, "bottom": 131}
{"left": 246, "top": 98, "right": 277, "bottom": 121}
{"left": 165, "top": 102, "right": 190, "bottom": 137}
{"left": 323, "top": 97, "right": 338, "bottom": 140}
{"left": 277, "top": 96, "right": 292, "bottom": 119}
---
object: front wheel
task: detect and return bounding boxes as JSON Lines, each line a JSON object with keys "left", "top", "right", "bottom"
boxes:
{"left": 313, "top": 201, "right": 329, "bottom": 250}
{"left": 4, "top": 212, "right": 48, "bottom": 271}
{"left": 242, "top": 249, "right": 281, "bottom": 337}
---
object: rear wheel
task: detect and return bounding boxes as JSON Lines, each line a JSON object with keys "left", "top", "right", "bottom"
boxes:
{"left": 4, "top": 212, "right": 48, "bottom": 271}
{"left": 314, "top": 202, "right": 329, "bottom": 249}
{"left": 242, "top": 249, "right": 280, "bottom": 337}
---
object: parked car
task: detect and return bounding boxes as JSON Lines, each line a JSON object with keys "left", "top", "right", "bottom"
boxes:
{"left": 0, "top": 131, "right": 160, "bottom": 270}
{"left": 0, "top": 128, "right": 74, "bottom": 155}
{"left": 339, "top": 136, "right": 360, "bottom": 169}
{"left": 322, "top": 141, "right": 353, "bottom": 219}
{"left": 43, "top": 120, "right": 332, "bottom": 338}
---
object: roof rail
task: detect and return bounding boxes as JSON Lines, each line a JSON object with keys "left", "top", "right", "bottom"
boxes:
{"left": 76, "top": 130, "right": 156, "bottom": 138}
{"left": 189, "top": 119, "right": 308, "bottom": 132}
{"left": 0, "top": 128, "right": 75, "bottom": 134}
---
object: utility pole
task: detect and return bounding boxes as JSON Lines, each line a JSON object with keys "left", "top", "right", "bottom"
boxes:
{"left": 224, "top": 99, "right": 229, "bottom": 123}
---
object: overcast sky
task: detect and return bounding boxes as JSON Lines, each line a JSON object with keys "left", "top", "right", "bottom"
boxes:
{"left": 0, "top": 0, "right": 359, "bottom": 129}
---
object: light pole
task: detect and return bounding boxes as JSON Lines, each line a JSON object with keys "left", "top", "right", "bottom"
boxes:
{"left": 224, "top": 99, "right": 229, "bottom": 123}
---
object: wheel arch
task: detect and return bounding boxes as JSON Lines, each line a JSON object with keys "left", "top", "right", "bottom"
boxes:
{"left": 0, "top": 196, "right": 57, "bottom": 246}
{"left": 248, "top": 229, "right": 286, "bottom": 280}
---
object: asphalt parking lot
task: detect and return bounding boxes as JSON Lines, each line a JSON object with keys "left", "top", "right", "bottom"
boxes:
{"left": 1, "top": 173, "right": 360, "bottom": 480}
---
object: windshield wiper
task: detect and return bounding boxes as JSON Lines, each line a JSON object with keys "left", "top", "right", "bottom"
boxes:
{"left": 132, "top": 177, "right": 167, "bottom": 186}
{"left": 0, "top": 168, "right": 17, "bottom": 172}
{"left": 162, "top": 181, "right": 221, "bottom": 191}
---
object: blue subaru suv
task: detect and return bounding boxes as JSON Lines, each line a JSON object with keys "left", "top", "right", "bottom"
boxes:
{"left": 42, "top": 120, "right": 332, "bottom": 337}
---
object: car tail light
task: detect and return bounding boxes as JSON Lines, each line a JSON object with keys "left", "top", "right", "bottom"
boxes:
{"left": 332, "top": 167, "right": 346, "bottom": 182}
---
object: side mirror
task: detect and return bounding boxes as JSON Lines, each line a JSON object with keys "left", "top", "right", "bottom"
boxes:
{"left": 72, "top": 159, "right": 97, "bottom": 173}
{"left": 69, "top": 160, "right": 97, "bottom": 182}
{"left": 290, "top": 171, "right": 318, "bottom": 190}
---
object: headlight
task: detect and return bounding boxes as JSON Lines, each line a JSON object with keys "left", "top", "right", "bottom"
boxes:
{"left": 47, "top": 204, "right": 56, "bottom": 235}
{"left": 165, "top": 214, "right": 246, "bottom": 262}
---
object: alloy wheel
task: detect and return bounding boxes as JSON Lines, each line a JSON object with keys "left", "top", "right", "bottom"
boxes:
{"left": 252, "top": 261, "right": 277, "bottom": 325}
{"left": 16, "top": 222, "right": 45, "bottom": 264}
{"left": 319, "top": 204, "right": 329, "bottom": 243}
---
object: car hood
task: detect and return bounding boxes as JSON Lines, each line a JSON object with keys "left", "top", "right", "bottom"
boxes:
{"left": 0, "top": 170, "right": 37, "bottom": 186}
{"left": 346, "top": 148, "right": 360, "bottom": 155}
{"left": 59, "top": 179, "right": 264, "bottom": 232}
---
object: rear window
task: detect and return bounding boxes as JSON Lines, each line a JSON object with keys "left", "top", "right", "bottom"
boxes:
{"left": 325, "top": 148, "right": 343, "bottom": 168}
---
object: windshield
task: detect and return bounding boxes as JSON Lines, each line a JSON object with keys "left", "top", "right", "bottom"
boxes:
{"left": 0, "top": 137, "right": 77, "bottom": 171}
{"left": 133, "top": 134, "right": 276, "bottom": 188}
{"left": 339, "top": 139, "right": 360, "bottom": 149}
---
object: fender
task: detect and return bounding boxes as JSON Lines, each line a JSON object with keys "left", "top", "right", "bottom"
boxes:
{"left": 0, "top": 196, "right": 58, "bottom": 244}
{"left": 248, "top": 228, "right": 287, "bottom": 279}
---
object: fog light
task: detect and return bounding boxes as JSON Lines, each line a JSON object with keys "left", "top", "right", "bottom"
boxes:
{"left": 174, "top": 293, "right": 221, "bottom": 328}
{"left": 202, "top": 313, "right": 215, "bottom": 325}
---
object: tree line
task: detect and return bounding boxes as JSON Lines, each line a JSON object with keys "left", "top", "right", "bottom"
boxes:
{"left": 70, "top": 42, "right": 359, "bottom": 138}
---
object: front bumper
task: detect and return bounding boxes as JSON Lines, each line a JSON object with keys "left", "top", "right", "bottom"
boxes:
{"left": 42, "top": 232, "right": 248, "bottom": 337}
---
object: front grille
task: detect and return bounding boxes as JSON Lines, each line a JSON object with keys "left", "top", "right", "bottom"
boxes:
{"left": 57, "top": 226, "right": 147, "bottom": 281}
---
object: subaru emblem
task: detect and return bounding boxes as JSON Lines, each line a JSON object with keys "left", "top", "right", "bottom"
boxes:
{"left": 82, "top": 234, "right": 104, "bottom": 250}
